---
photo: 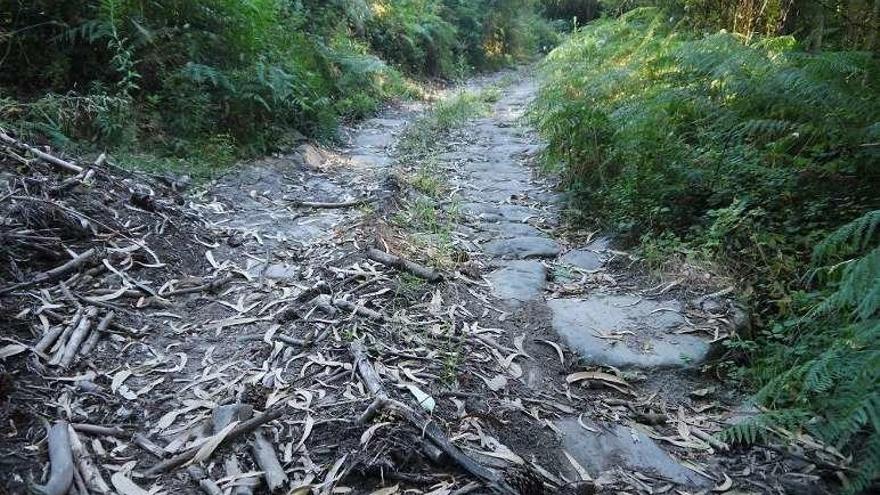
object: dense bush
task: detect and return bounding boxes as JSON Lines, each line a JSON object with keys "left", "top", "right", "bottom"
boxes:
{"left": 532, "top": 8, "right": 880, "bottom": 491}
{"left": 0, "top": 0, "right": 552, "bottom": 174}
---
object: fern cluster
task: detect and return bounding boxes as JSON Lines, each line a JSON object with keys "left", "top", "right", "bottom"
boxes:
{"left": 0, "top": 0, "right": 559, "bottom": 174}
{"left": 748, "top": 211, "right": 880, "bottom": 493}
{"left": 532, "top": 8, "right": 880, "bottom": 491}
{"left": 531, "top": 8, "right": 880, "bottom": 302}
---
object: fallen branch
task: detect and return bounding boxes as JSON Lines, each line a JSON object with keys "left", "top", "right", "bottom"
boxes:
{"left": 59, "top": 306, "right": 98, "bottom": 368}
{"left": 35, "top": 309, "right": 82, "bottom": 356}
{"left": 52, "top": 168, "right": 96, "bottom": 195}
{"left": 367, "top": 248, "right": 442, "bottom": 282}
{"left": 32, "top": 421, "right": 74, "bottom": 495}
{"left": 349, "top": 342, "right": 516, "bottom": 494}
{"left": 145, "top": 406, "right": 286, "bottom": 476}
{"left": 225, "top": 456, "right": 256, "bottom": 495}
{"left": 319, "top": 295, "right": 386, "bottom": 321}
{"left": 71, "top": 423, "right": 127, "bottom": 438}
{"left": 67, "top": 424, "right": 110, "bottom": 494}
{"left": 187, "top": 466, "right": 223, "bottom": 495}
{"left": 0, "top": 248, "right": 97, "bottom": 295}
{"left": 133, "top": 433, "right": 167, "bottom": 459}
{"left": 79, "top": 310, "right": 114, "bottom": 357}
{"left": 163, "top": 275, "right": 235, "bottom": 297}
{"left": 0, "top": 131, "right": 83, "bottom": 173}
{"left": 690, "top": 427, "right": 729, "bottom": 452}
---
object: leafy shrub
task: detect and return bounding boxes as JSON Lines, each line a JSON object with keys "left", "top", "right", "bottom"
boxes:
{"left": 532, "top": 8, "right": 880, "bottom": 303}
{"left": 0, "top": 0, "right": 551, "bottom": 174}
{"left": 532, "top": 8, "right": 880, "bottom": 490}
{"left": 741, "top": 211, "right": 880, "bottom": 493}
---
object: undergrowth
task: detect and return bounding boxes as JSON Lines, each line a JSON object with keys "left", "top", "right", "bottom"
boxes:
{"left": 532, "top": 8, "right": 880, "bottom": 492}
{"left": 0, "top": 0, "right": 558, "bottom": 178}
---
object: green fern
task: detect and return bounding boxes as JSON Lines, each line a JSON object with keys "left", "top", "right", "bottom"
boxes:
{"left": 533, "top": 10, "right": 880, "bottom": 492}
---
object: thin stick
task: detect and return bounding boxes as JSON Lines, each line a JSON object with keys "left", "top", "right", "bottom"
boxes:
{"left": 145, "top": 406, "right": 286, "bottom": 476}
{"left": 325, "top": 296, "right": 386, "bottom": 321}
{"left": 0, "top": 131, "right": 83, "bottom": 173}
{"left": 349, "top": 342, "right": 516, "bottom": 494}
{"left": 367, "top": 248, "right": 442, "bottom": 282}
{"left": 287, "top": 198, "right": 372, "bottom": 209}
{"left": 0, "top": 248, "right": 97, "bottom": 295}
{"left": 70, "top": 424, "right": 127, "bottom": 438}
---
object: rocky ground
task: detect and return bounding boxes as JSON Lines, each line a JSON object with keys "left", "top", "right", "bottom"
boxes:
{"left": 0, "top": 70, "right": 842, "bottom": 494}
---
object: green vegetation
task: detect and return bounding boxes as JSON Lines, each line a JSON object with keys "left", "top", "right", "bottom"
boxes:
{"left": 398, "top": 83, "right": 504, "bottom": 156}
{"left": 0, "top": 0, "right": 554, "bottom": 177}
{"left": 532, "top": 4, "right": 880, "bottom": 492}
{"left": 391, "top": 82, "right": 507, "bottom": 270}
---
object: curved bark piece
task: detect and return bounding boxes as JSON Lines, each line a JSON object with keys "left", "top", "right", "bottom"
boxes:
{"left": 250, "top": 431, "right": 288, "bottom": 492}
{"left": 33, "top": 421, "right": 74, "bottom": 495}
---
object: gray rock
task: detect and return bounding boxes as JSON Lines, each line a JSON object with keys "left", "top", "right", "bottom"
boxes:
{"left": 462, "top": 203, "right": 538, "bottom": 223}
{"left": 548, "top": 295, "right": 710, "bottom": 368}
{"left": 488, "top": 260, "right": 547, "bottom": 304}
{"left": 479, "top": 221, "right": 544, "bottom": 239}
{"left": 297, "top": 143, "right": 325, "bottom": 169}
{"left": 348, "top": 154, "right": 391, "bottom": 168}
{"left": 264, "top": 264, "right": 298, "bottom": 280}
{"left": 352, "top": 131, "right": 393, "bottom": 149}
{"left": 584, "top": 237, "right": 612, "bottom": 252}
{"left": 483, "top": 236, "right": 561, "bottom": 259}
{"left": 556, "top": 418, "right": 710, "bottom": 488}
{"left": 561, "top": 249, "right": 605, "bottom": 271}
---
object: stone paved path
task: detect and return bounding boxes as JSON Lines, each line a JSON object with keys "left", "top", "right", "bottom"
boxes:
{"left": 440, "top": 73, "right": 731, "bottom": 490}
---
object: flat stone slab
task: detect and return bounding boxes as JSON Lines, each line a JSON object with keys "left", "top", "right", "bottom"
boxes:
{"left": 479, "top": 221, "right": 544, "bottom": 239}
{"left": 484, "top": 236, "right": 561, "bottom": 259}
{"left": 352, "top": 131, "right": 393, "bottom": 149}
{"left": 488, "top": 261, "right": 546, "bottom": 304}
{"left": 557, "top": 418, "right": 709, "bottom": 488}
{"left": 348, "top": 154, "right": 391, "bottom": 168}
{"left": 561, "top": 249, "right": 605, "bottom": 271}
{"left": 463, "top": 203, "right": 538, "bottom": 223}
{"left": 548, "top": 295, "right": 710, "bottom": 368}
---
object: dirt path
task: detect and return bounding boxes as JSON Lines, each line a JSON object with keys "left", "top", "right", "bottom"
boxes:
{"left": 3, "top": 71, "right": 810, "bottom": 495}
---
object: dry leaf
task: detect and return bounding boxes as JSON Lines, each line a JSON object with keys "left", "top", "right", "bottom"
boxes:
{"left": 360, "top": 422, "right": 390, "bottom": 446}
{"left": 110, "top": 369, "right": 133, "bottom": 393}
{"left": 713, "top": 473, "right": 733, "bottom": 492}
{"left": 110, "top": 472, "right": 150, "bottom": 495}
{"left": 190, "top": 420, "right": 239, "bottom": 464}
{"left": 566, "top": 371, "right": 630, "bottom": 388}
{"left": 536, "top": 339, "right": 564, "bottom": 366}
{"left": 484, "top": 374, "right": 508, "bottom": 392}
{"left": 563, "top": 450, "right": 592, "bottom": 481}
{"left": 369, "top": 485, "right": 399, "bottom": 495}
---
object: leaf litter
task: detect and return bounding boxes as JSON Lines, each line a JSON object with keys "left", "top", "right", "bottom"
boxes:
{"left": 0, "top": 73, "right": 848, "bottom": 495}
